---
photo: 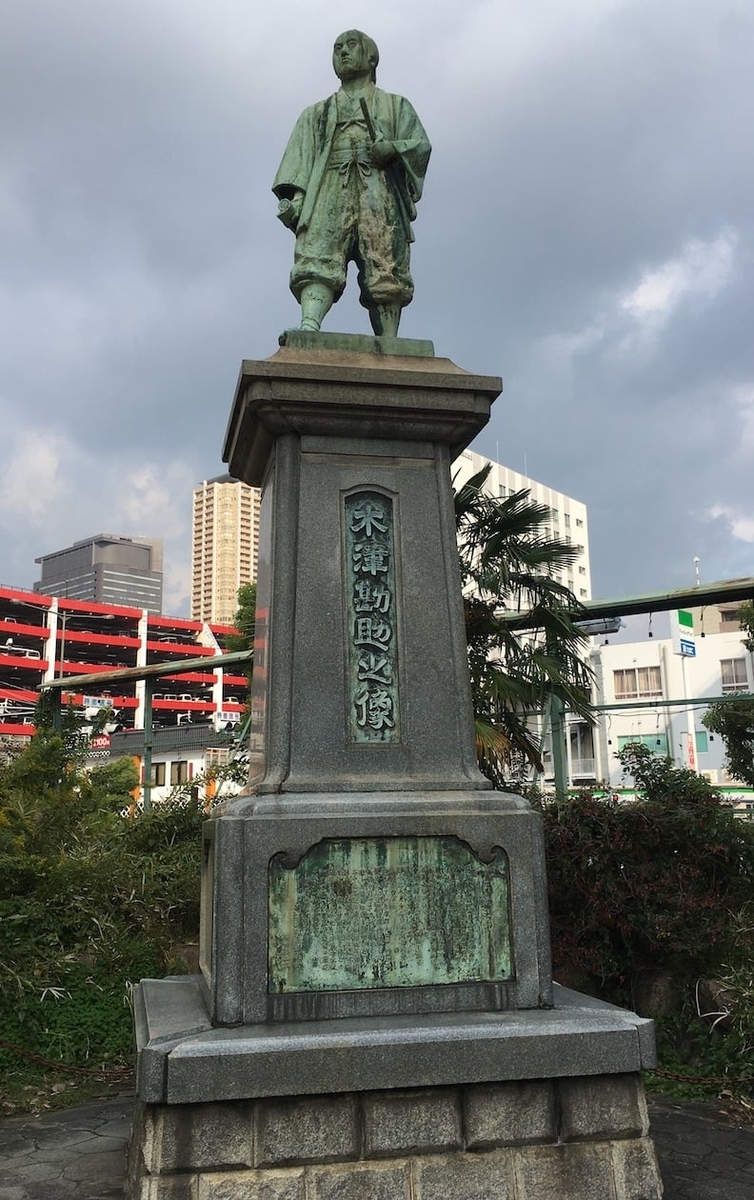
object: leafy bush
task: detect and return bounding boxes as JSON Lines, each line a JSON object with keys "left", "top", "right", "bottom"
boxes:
{"left": 544, "top": 744, "right": 754, "bottom": 1011}
{"left": 0, "top": 734, "right": 204, "bottom": 1078}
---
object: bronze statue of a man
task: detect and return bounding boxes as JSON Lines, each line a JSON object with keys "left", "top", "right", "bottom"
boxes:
{"left": 273, "top": 31, "right": 431, "bottom": 337}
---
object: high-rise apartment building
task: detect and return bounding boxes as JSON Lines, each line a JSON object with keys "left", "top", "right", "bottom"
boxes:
{"left": 451, "top": 450, "right": 592, "bottom": 600}
{"left": 34, "top": 534, "right": 163, "bottom": 613}
{"left": 191, "top": 475, "right": 261, "bottom": 624}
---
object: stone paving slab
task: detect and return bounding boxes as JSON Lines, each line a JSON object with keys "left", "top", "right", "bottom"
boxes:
{"left": 1, "top": 1092, "right": 753, "bottom": 1198}
{"left": 649, "top": 1098, "right": 754, "bottom": 1200}
{"left": 0, "top": 1093, "right": 131, "bottom": 1199}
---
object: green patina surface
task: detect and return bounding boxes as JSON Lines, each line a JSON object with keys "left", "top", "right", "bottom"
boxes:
{"left": 278, "top": 330, "right": 435, "bottom": 357}
{"left": 268, "top": 836, "right": 512, "bottom": 993}
{"left": 272, "top": 31, "right": 431, "bottom": 338}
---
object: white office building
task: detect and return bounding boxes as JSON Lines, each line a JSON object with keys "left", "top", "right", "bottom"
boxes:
{"left": 586, "top": 609, "right": 754, "bottom": 810}
{"left": 451, "top": 449, "right": 592, "bottom": 601}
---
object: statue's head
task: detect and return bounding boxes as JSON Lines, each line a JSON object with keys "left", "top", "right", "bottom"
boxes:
{"left": 333, "top": 30, "right": 379, "bottom": 84}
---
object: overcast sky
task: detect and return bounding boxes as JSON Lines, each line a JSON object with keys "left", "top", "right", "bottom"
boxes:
{"left": 1, "top": 0, "right": 752, "bottom": 613}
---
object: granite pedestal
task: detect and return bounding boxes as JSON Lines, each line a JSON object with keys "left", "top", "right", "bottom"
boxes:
{"left": 127, "top": 338, "right": 662, "bottom": 1198}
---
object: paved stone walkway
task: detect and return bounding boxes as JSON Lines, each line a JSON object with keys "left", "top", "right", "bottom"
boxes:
{"left": 650, "top": 1098, "right": 754, "bottom": 1199}
{"left": 0, "top": 1093, "right": 753, "bottom": 1198}
{"left": 0, "top": 1092, "right": 131, "bottom": 1199}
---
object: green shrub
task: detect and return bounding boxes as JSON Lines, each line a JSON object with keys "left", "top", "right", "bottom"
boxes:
{"left": 544, "top": 744, "right": 754, "bottom": 1011}
{"left": 0, "top": 737, "right": 204, "bottom": 1079}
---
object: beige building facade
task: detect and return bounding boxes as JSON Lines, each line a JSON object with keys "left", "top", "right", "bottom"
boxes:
{"left": 191, "top": 475, "right": 261, "bottom": 625}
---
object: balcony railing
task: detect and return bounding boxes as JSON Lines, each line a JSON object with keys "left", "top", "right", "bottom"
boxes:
{"left": 570, "top": 757, "right": 596, "bottom": 778}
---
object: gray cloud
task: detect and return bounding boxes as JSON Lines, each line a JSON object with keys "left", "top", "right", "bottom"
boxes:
{"left": 0, "top": 0, "right": 752, "bottom": 610}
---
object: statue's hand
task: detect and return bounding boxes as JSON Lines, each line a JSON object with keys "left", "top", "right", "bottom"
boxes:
{"left": 277, "top": 193, "right": 304, "bottom": 231}
{"left": 370, "top": 139, "right": 396, "bottom": 167}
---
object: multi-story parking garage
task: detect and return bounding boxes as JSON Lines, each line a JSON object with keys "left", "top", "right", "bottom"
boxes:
{"left": 0, "top": 583, "right": 247, "bottom": 740}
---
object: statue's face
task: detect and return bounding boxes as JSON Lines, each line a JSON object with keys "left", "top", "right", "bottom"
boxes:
{"left": 333, "top": 32, "right": 372, "bottom": 81}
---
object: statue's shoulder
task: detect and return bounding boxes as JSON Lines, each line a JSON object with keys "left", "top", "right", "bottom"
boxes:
{"left": 298, "top": 92, "right": 338, "bottom": 122}
{"left": 373, "top": 87, "right": 417, "bottom": 114}
{"left": 373, "top": 86, "right": 400, "bottom": 105}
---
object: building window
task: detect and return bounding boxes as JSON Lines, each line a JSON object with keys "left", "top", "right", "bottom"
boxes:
{"left": 147, "top": 763, "right": 166, "bottom": 786}
{"left": 721, "top": 658, "right": 749, "bottom": 694}
{"left": 205, "top": 747, "right": 232, "bottom": 767}
{"left": 695, "top": 730, "right": 709, "bottom": 754}
{"left": 613, "top": 667, "right": 662, "bottom": 700}
{"left": 170, "top": 761, "right": 190, "bottom": 786}
{"left": 617, "top": 733, "right": 668, "bottom": 755}
{"left": 718, "top": 609, "right": 740, "bottom": 629}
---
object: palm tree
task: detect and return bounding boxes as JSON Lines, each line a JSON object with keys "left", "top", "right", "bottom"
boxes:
{"left": 454, "top": 464, "right": 593, "bottom": 786}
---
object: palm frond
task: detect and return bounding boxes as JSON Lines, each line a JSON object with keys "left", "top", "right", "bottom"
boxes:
{"left": 455, "top": 469, "right": 594, "bottom": 779}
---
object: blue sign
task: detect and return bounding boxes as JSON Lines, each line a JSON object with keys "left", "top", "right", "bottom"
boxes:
{"left": 679, "top": 638, "right": 696, "bottom": 657}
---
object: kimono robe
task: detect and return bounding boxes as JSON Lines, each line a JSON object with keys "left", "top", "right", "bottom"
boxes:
{"left": 273, "top": 84, "right": 431, "bottom": 310}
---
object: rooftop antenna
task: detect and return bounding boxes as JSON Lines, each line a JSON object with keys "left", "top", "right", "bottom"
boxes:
{"left": 693, "top": 556, "right": 701, "bottom": 587}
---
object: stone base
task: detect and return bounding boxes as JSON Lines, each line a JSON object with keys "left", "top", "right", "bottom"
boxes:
{"left": 134, "top": 980, "right": 655, "bottom": 1105}
{"left": 200, "top": 792, "right": 554, "bottom": 1026}
{"left": 126, "top": 1072, "right": 663, "bottom": 1198}
{"left": 128, "top": 980, "right": 661, "bottom": 1195}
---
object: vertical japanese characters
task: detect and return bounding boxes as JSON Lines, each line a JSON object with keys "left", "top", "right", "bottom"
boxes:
{"left": 344, "top": 491, "right": 400, "bottom": 743}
